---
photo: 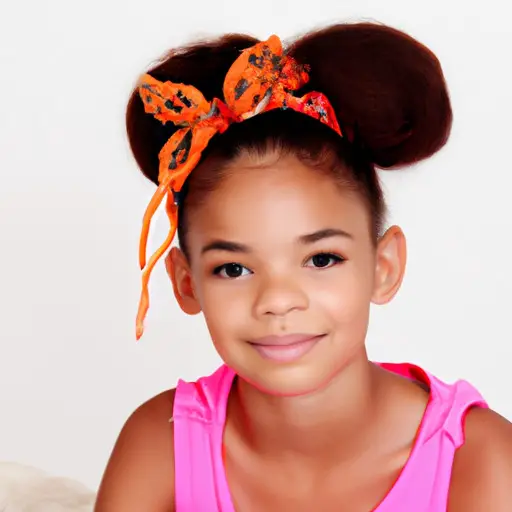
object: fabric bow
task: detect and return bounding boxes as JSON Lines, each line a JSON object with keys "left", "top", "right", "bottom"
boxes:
{"left": 136, "top": 35, "right": 342, "bottom": 340}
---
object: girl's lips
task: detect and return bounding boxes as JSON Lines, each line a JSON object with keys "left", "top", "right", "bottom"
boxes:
{"left": 249, "top": 334, "right": 325, "bottom": 363}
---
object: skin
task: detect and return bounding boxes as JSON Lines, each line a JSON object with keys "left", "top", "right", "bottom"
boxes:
{"left": 95, "top": 153, "right": 512, "bottom": 511}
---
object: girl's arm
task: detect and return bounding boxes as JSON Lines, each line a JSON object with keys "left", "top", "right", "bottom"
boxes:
{"left": 449, "top": 407, "right": 512, "bottom": 511}
{"left": 94, "top": 390, "right": 177, "bottom": 512}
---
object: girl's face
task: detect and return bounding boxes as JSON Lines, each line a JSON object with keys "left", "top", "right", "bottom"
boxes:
{"left": 169, "top": 153, "right": 406, "bottom": 396}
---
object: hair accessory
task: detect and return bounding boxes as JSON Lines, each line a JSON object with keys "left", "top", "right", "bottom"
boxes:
{"left": 136, "top": 35, "right": 342, "bottom": 339}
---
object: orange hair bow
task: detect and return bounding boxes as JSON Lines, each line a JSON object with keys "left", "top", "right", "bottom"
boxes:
{"left": 136, "top": 35, "right": 342, "bottom": 340}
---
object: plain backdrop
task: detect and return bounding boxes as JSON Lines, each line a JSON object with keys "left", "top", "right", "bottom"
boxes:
{"left": 0, "top": 0, "right": 511, "bottom": 492}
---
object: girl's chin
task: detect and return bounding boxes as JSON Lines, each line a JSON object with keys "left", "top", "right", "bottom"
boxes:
{"left": 239, "top": 363, "right": 335, "bottom": 398}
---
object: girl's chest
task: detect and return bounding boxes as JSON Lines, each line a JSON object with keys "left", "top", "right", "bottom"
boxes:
{"left": 224, "top": 450, "right": 408, "bottom": 512}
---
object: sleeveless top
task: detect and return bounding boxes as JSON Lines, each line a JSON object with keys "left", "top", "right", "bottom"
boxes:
{"left": 172, "top": 362, "right": 487, "bottom": 511}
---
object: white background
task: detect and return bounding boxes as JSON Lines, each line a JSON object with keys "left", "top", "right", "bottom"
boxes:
{"left": 0, "top": 0, "right": 511, "bottom": 492}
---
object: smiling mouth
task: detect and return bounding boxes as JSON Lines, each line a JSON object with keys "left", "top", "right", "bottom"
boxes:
{"left": 249, "top": 334, "right": 325, "bottom": 363}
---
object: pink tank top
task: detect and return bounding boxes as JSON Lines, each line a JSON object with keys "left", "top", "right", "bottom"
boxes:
{"left": 172, "top": 362, "right": 487, "bottom": 511}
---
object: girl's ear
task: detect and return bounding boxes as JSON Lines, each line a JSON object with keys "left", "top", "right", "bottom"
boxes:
{"left": 371, "top": 225, "right": 407, "bottom": 305}
{"left": 165, "top": 247, "right": 201, "bottom": 315}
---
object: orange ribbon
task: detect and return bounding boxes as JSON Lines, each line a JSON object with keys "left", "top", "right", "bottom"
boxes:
{"left": 136, "top": 35, "right": 342, "bottom": 340}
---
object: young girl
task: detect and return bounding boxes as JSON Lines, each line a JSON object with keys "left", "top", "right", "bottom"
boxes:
{"left": 95, "top": 23, "right": 512, "bottom": 511}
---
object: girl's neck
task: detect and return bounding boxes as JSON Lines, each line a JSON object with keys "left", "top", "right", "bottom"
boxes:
{"left": 228, "top": 351, "right": 389, "bottom": 466}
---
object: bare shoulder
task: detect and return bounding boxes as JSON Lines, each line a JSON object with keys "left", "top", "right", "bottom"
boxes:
{"left": 449, "top": 407, "right": 512, "bottom": 511}
{"left": 94, "top": 389, "right": 177, "bottom": 512}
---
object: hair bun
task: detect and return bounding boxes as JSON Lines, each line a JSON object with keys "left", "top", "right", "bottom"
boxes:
{"left": 126, "top": 34, "right": 260, "bottom": 185}
{"left": 288, "top": 23, "right": 453, "bottom": 169}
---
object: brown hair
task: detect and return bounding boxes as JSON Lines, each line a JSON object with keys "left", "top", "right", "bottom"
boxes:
{"left": 126, "top": 23, "right": 452, "bottom": 256}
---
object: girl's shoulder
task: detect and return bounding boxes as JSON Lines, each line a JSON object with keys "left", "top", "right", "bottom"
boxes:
{"left": 94, "top": 389, "right": 177, "bottom": 512}
{"left": 449, "top": 407, "right": 512, "bottom": 511}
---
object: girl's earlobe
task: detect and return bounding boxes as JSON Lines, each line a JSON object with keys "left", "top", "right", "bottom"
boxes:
{"left": 165, "top": 248, "right": 202, "bottom": 315}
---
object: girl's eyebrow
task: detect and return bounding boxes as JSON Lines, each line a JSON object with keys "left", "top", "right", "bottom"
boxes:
{"left": 201, "top": 240, "right": 251, "bottom": 255}
{"left": 201, "top": 228, "right": 353, "bottom": 256}
{"left": 298, "top": 228, "right": 354, "bottom": 244}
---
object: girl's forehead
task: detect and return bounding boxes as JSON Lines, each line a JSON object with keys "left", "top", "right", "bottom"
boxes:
{"left": 188, "top": 157, "right": 371, "bottom": 244}
{"left": 207, "top": 154, "right": 348, "bottom": 203}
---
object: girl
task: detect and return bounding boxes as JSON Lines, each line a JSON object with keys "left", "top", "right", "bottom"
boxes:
{"left": 95, "top": 23, "right": 512, "bottom": 511}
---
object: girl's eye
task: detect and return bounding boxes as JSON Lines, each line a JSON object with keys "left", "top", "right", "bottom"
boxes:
{"left": 213, "top": 263, "right": 252, "bottom": 279}
{"left": 306, "top": 253, "right": 344, "bottom": 269}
